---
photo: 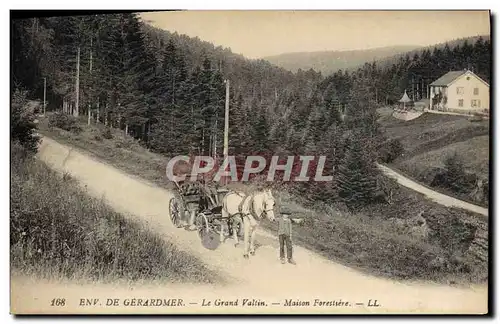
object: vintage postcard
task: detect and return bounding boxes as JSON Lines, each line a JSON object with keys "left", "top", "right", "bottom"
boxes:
{"left": 10, "top": 10, "right": 490, "bottom": 315}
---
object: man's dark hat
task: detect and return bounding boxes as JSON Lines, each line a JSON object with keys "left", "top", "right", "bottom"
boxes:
{"left": 280, "top": 207, "right": 292, "bottom": 215}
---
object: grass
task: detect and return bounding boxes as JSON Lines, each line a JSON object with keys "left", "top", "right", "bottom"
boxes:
{"left": 40, "top": 115, "right": 170, "bottom": 187}
{"left": 264, "top": 186, "right": 487, "bottom": 285}
{"left": 379, "top": 112, "right": 489, "bottom": 206}
{"left": 379, "top": 112, "right": 489, "bottom": 159}
{"left": 10, "top": 141, "right": 220, "bottom": 284}
{"left": 38, "top": 114, "right": 488, "bottom": 285}
{"left": 399, "top": 136, "right": 489, "bottom": 177}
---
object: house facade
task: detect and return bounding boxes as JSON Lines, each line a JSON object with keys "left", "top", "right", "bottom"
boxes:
{"left": 429, "top": 70, "right": 489, "bottom": 114}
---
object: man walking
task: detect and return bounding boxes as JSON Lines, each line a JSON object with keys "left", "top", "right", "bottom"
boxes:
{"left": 278, "top": 208, "right": 296, "bottom": 265}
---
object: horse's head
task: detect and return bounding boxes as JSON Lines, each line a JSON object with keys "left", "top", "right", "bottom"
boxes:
{"left": 260, "top": 189, "right": 276, "bottom": 222}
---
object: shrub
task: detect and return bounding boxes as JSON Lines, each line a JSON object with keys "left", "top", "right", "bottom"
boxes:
{"left": 378, "top": 138, "right": 405, "bottom": 163}
{"left": 11, "top": 88, "right": 40, "bottom": 153}
{"left": 101, "top": 127, "right": 113, "bottom": 139}
{"left": 442, "top": 152, "right": 475, "bottom": 194}
{"left": 469, "top": 114, "right": 484, "bottom": 122}
{"left": 48, "top": 113, "right": 82, "bottom": 133}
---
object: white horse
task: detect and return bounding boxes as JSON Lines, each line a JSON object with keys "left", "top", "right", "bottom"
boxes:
{"left": 221, "top": 189, "right": 276, "bottom": 258}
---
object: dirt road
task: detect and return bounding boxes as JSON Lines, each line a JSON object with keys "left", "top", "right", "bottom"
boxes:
{"left": 11, "top": 137, "right": 488, "bottom": 314}
{"left": 377, "top": 164, "right": 488, "bottom": 217}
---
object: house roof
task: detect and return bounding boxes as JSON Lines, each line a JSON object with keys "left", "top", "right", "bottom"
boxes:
{"left": 429, "top": 70, "right": 467, "bottom": 86}
{"left": 399, "top": 90, "right": 412, "bottom": 103}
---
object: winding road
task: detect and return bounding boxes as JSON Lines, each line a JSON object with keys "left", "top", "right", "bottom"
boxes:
{"left": 377, "top": 164, "right": 488, "bottom": 217}
{"left": 11, "top": 137, "right": 488, "bottom": 314}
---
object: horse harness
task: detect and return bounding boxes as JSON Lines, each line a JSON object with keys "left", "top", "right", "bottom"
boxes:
{"left": 238, "top": 194, "right": 256, "bottom": 220}
{"left": 222, "top": 191, "right": 262, "bottom": 221}
{"left": 232, "top": 191, "right": 273, "bottom": 220}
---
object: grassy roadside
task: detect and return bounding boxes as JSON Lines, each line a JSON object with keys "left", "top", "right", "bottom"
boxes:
{"left": 389, "top": 160, "right": 489, "bottom": 209}
{"left": 38, "top": 115, "right": 488, "bottom": 285}
{"left": 10, "top": 141, "right": 220, "bottom": 284}
{"left": 261, "top": 184, "right": 487, "bottom": 285}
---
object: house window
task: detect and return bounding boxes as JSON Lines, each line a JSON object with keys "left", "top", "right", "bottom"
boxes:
{"left": 458, "top": 99, "right": 464, "bottom": 107}
{"left": 474, "top": 88, "right": 479, "bottom": 95}
{"left": 456, "top": 87, "right": 464, "bottom": 95}
{"left": 471, "top": 100, "right": 481, "bottom": 108}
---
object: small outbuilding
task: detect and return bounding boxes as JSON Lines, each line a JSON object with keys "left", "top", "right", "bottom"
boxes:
{"left": 398, "top": 90, "right": 413, "bottom": 110}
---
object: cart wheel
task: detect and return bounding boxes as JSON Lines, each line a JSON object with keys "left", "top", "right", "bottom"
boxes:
{"left": 196, "top": 214, "right": 220, "bottom": 250}
{"left": 201, "top": 230, "right": 221, "bottom": 250}
{"left": 169, "top": 197, "right": 183, "bottom": 228}
{"left": 195, "top": 213, "right": 206, "bottom": 239}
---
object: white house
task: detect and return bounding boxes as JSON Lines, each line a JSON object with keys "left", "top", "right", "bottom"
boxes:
{"left": 429, "top": 69, "right": 489, "bottom": 114}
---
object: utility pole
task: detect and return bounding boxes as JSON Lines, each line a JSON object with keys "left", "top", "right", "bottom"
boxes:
{"left": 214, "top": 113, "right": 218, "bottom": 159}
{"left": 74, "top": 47, "right": 80, "bottom": 117}
{"left": 223, "top": 79, "right": 230, "bottom": 184}
{"left": 43, "top": 77, "right": 46, "bottom": 115}
{"left": 88, "top": 39, "right": 93, "bottom": 125}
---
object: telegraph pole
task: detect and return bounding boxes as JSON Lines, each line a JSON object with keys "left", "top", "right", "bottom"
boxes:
{"left": 43, "top": 77, "right": 46, "bottom": 115}
{"left": 88, "top": 39, "right": 93, "bottom": 125}
{"left": 223, "top": 79, "right": 230, "bottom": 184}
{"left": 223, "top": 79, "right": 230, "bottom": 159}
{"left": 214, "top": 113, "right": 218, "bottom": 159}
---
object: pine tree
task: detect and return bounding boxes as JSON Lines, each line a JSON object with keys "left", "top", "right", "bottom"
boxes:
{"left": 303, "top": 104, "right": 329, "bottom": 153}
{"left": 337, "top": 133, "right": 379, "bottom": 210}
{"left": 250, "top": 104, "right": 271, "bottom": 153}
{"left": 229, "top": 91, "right": 251, "bottom": 155}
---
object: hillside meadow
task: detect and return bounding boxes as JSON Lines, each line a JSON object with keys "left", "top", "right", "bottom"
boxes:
{"left": 379, "top": 112, "right": 489, "bottom": 206}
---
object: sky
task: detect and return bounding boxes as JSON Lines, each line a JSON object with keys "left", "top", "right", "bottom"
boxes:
{"left": 139, "top": 10, "right": 490, "bottom": 59}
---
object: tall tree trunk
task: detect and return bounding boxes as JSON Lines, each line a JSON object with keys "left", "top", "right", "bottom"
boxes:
{"left": 104, "top": 103, "right": 108, "bottom": 126}
{"left": 171, "top": 70, "right": 175, "bottom": 104}
{"left": 141, "top": 123, "right": 146, "bottom": 142}
{"left": 96, "top": 100, "right": 100, "bottom": 123}
{"left": 201, "top": 128, "right": 205, "bottom": 155}
{"left": 87, "top": 103, "right": 91, "bottom": 125}
{"left": 209, "top": 126, "right": 213, "bottom": 157}
{"left": 74, "top": 47, "right": 80, "bottom": 118}
{"left": 89, "top": 38, "right": 93, "bottom": 74}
